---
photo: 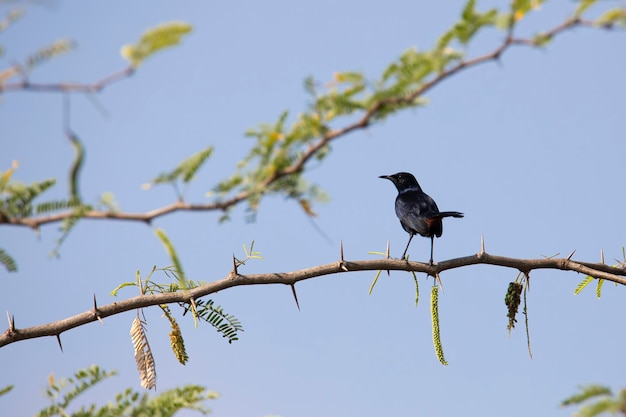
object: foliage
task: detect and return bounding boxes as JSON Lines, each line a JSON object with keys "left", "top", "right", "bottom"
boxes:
{"left": 4, "top": 365, "right": 217, "bottom": 417}
{"left": 575, "top": 248, "right": 625, "bottom": 298}
{"left": 1, "top": 0, "right": 625, "bottom": 394}
{"left": 121, "top": 21, "right": 193, "bottom": 67}
{"left": 562, "top": 385, "right": 626, "bottom": 417}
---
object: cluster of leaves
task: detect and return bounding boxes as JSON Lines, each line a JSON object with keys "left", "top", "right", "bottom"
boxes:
{"left": 0, "top": 162, "right": 86, "bottom": 270}
{"left": 209, "top": 0, "right": 569, "bottom": 217}
{"left": 0, "top": 6, "right": 75, "bottom": 89}
{"left": 574, "top": 248, "right": 625, "bottom": 298}
{"left": 0, "top": 365, "right": 217, "bottom": 416}
{"left": 111, "top": 235, "right": 250, "bottom": 384}
{"left": 562, "top": 385, "right": 626, "bottom": 417}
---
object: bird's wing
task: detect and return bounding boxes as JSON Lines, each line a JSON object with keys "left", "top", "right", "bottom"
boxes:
{"left": 395, "top": 193, "right": 439, "bottom": 236}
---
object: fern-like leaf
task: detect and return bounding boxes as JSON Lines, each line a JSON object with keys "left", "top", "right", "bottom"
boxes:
{"left": 26, "top": 39, "right": 74, "bottom": 70}
{"left": 561, "top": 385, "right": 612, "bottom": 406}
{"left": 130, "top": 315, "right": 157, "bottom": 390}
{"left": 575, "top": 275, "right": 594, "bottom": 295}
{"left": 121, "top": 21, "right": 192, "bottom": 67}
{"left": 50, "top": 204, "right": 92, "bottom": 257}
{"left": 0, "top": 178, "right": 56, "bottom": 218}
{"left": 0, "top": 385, "right": 13, "bottom": 397}
{"left": 149, "top": 146, "right": 213, "bottom": 186}
{"left": 67, "top": 130, "right": 85, "bottom": 202}
{"left": 596, "top": 278, "right": 604, "bottom": 299}
{"left": 0, "top": 248, "right": 17, "bottom": 272}
{"left": 36, "top": 199, "right": 81, "bottom": 214}
{"left": 155, "top": 228, "right": 186, "bottom": 288}
{"left": 190, "top": 299, "right": 244, "bottom": 343}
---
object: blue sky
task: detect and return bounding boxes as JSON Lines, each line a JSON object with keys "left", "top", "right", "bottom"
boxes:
{"left": 1, "top": 1, "right": 625, "bottom": 416}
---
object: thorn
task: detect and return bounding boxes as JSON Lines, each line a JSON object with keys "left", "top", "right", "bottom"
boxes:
{"left": 479, "top": 234, "right": 485, "bottom": 255}
{"left": 600, "top": 249, "right": 605, "bottom": 264}
{"left": 6, "top": 311, "right": 15, "bottom": 333}
{"left": 435, "top": 273, "right": 444, "bottom": 294}
{"left": 93, "top": 294, "right": 104, "bottom": 325}
{"left": 231, "top": 254, "right": 238, "bottom": 276}
{"left": 290, "top": 284, "right": 301, "bottom": 311}
{"left": 567, "top": 249, "right": 576, "bottom": 260}
{"left": 338, "top": 241, "right": 348, "bottom": 271}
{"left": 189, "top": 297, "right": 198, "bottom": 317}
{"left": 56, "top": 334, "right": 63, "bottom": 353}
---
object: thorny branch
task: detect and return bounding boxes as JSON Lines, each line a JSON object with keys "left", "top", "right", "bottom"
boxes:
{"left": 1, "top": 251, "right": 624, "bottom": 348}
{"left": 1, "top": 17, "right": 613, "bottom": 230}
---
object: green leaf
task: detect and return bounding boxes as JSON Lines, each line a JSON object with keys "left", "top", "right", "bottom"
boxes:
{"left": 575, "top": 0, "right": 597, "bottom": 17}
{"left": 574, "top": 275, "right": 594, "bottom": 295}
{"left": 461, "top": 0, "right": 476, "bottom": 20}
{"left": 155, "top": 228, "right": 186, "bottom": 288}
{"left": 0, "top": 248, "right": 17, "bottom": 272}
{"left": 191, "top": 299, "right": 244, "bottom": 343}
{"left": 150, "top": 146, "right": 213, "bottom": 186}
{"left": 26, "top": 39, "right": 74, "bottom": 70}
{"left": 533, "top": 32, "right": 552, "bottom": 47}
{"left": 596, "top": 278, "right": 604, "bottom": 299}
{"left": 0, "top": 385, "right": 13, "bottom": 397}
{"left": 595, "top": 8, "right": 626, "bottom": 27}
{"left": 36, "top": 199, "right": 81, "bottom": 214}
{"left": 561, "top": 385, "right": 612, "bottom": 406}
{"left": 67, "top": 131, "right": 85, "bottom": 203}
{"left": 0, "top": 178, "right": 57, "bottom": 218}
{"left": 121, "top": 21, "right": 193, "bottom": 67}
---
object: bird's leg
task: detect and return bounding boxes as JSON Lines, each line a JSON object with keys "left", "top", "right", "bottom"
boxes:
{"left": 401, "top": 233, "right": 414, "bottom": 260}
{"left": 429, "top": 236, "right": 435, "bottom": 265}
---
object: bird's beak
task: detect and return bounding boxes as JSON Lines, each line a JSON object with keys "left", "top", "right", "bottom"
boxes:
{"left": 379, "top": 175, "right": 391, "bottom": 180}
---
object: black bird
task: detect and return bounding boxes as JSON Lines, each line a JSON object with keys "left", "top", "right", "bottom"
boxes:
{"left": 380, "top": 172, "right": 463, "bottom": 264}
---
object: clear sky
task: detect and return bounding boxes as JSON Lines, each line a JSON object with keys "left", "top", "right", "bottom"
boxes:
{"left": 1, "top": 1, "right": 625, "bottom": 416}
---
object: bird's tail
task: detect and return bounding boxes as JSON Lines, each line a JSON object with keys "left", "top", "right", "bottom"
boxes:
{"left": 431, "top": 211, "right": 464, "bottom": 219}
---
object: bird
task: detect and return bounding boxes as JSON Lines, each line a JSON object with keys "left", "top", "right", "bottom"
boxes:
{"left": 379, "top": 172, "right": 463, "bottom": 264}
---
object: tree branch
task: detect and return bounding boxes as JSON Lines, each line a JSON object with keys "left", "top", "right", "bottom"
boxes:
{"left": 0, "top": 66, "right": 135, "bottom": 93}
{"left": 2, "top": 16, "right": 613, "bottom": 230}
{"left": 2, "top": 251, "right": 624, "bottom": 348}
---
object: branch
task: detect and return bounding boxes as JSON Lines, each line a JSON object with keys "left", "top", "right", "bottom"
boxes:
{"left": 1, "top": 16, "right": 614, "bottom": 230}
{"left": 0, "top": 66, "right": 135, "bottom": 93}
{"left": 2, "top": 251, "right": 624, "bottom": 348}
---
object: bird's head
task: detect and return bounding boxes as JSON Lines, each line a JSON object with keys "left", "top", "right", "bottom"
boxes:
{"left": 379, "top": 172, "right": 421, "bottom": 192}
